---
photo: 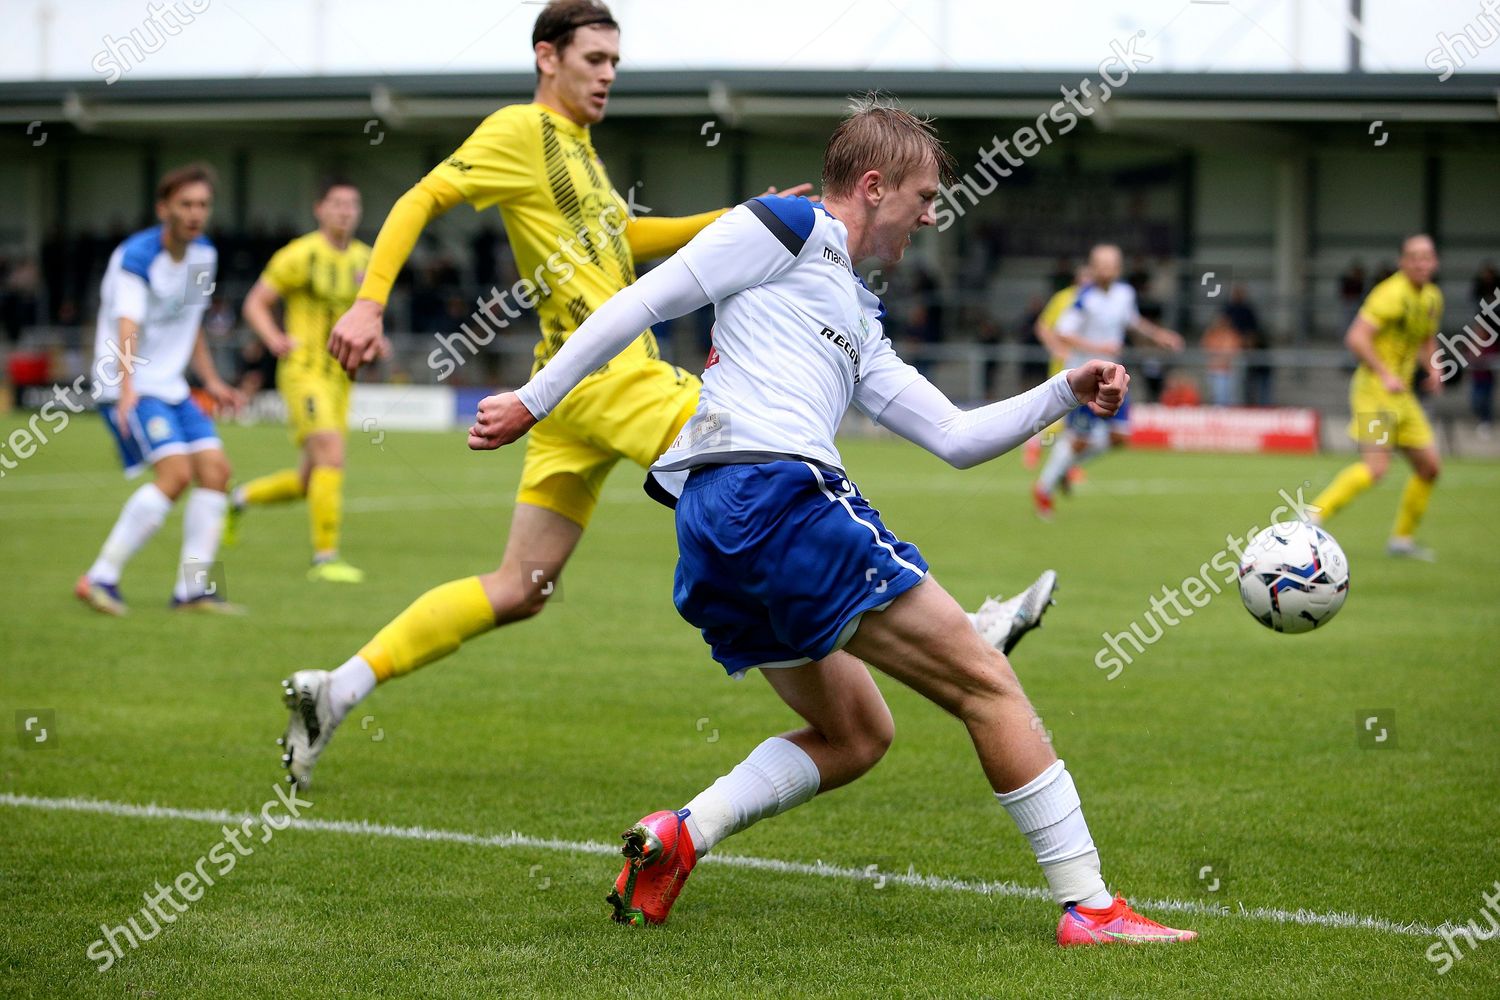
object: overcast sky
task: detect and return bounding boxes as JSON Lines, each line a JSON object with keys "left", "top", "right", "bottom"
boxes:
{"left": 4, "top": 0, "right": 1499, "bottom": 81}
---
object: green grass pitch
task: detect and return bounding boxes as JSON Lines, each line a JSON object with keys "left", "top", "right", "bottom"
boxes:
{"left": 3, "top": 414, "right": 1498, "bottom": 998}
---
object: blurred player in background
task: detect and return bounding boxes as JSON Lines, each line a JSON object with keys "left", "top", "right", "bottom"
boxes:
{"left": 468, "top": 98, "right": 1194, "bottom": 947}
{"left": 1022, "top": 263, "right": 1088, "bottom": 470}
{"left": 231, "top": 178, "right": 372, "bottom": 582}
{"left": 75, "top": 163, "right": 246, "bottom": 616}
{"left": 1032, "top": 244, "right": 1183, "bottom": 519}
{"left": 1311, "top": 234, "right": 1444, "bottom": 559}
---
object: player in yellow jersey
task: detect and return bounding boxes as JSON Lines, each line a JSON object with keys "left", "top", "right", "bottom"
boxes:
{"left": 1023, "top": 265, "right": 1088, "bottom": 469}
{"left": 275, "top": 0, "right": 1056, "bottom": 789}
{"left": 1311, "top": 234, "right": 1445, "bottom": 560}
{"left": 231, "top": 178, "right": 371, "bottom": 582}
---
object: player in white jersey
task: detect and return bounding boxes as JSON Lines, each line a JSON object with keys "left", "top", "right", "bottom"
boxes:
{"left": 1032, "top": 243, "right": 1183, "bottom": 519}
{"left": 76, "top": 163, "right": 246, "bottom": 616}
{"left": 469, "top": 99, "right": 1195, "bottom": 946}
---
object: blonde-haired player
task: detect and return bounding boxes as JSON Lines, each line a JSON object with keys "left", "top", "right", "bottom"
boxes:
{"left": 232, "top": 178, "right": 371, "bottom": 582}
{"left": 275, "top": 1, "right": 1058, "bottom": 789}
{"left": 1311, "top": 234, "right": 1445, "bottom": 559}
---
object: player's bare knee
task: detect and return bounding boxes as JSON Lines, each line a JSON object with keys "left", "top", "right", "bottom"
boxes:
{"left": 156, "top": 477, "right": 189, "bottom": 501}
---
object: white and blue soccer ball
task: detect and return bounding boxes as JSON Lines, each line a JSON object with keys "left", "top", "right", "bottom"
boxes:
{"left": 1238, "top": 521, "right": 1350, "bottom": 634}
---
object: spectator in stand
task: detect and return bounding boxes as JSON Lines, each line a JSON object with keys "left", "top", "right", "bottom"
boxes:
{"left": 235, "top": 336, "right": 278, "bottom": 396}
{"left": 1200, "top": 316, "right": 1243, "bottom": 407}
{"left": 901, "top": 262, "right": 944, "bottom": 380}
{"left": 1222, "top": 284, "right": 1272, "bottom": 406}
{"left": 1159, "top": 370, "right": 1202, "bottom": 407}
{"left": 1472, "top": 262, "right": 1500, "bottom": 432}
{"left": 1, "top": 255, "right": 41, "bottom": 342}
{"left": 1338, "top": 260, "right": 1367, "bottom": 328}
{"left": 1048, "top": 255, "right": 1073, "bottom": 293}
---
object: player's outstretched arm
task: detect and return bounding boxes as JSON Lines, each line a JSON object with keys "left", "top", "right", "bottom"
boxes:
{"left": 190, "top": 326, "right": 246, "bottom": 414}
{"left": 623, "top": 183, "right": 813, "bottom": 261}
{"left": 329, "top": 177, "right": 464, "bottom": 375}
{"left": 241, "top": 280, "right": 293, "bottom": 357}
{"left": 1131, "top": 317, "right": 1186, "bottom": 351}
{"left": 1421, "top": 335, "right": 1444, "bottom": 394}
{"left": 469, "top": 253, "right": 713, "bottom": 450}
{"left": 872, "top": 361, "right": 1126, "bottom": 469}
{"left": 1344, "top": 315, "right": 1404, "bottom": 393}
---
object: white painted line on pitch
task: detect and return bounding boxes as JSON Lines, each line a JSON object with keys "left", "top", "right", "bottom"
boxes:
{"left": 0, "top": 792, "right": 1444, "bottom": 939}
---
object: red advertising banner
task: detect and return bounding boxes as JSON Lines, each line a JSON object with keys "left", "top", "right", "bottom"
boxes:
{"left": 1129, "top": 405, "right": 1320, "bottom": 454}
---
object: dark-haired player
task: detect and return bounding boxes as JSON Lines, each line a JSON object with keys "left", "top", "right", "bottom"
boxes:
{"left": 231, "top": 178, "right": 371, "bottom": 582}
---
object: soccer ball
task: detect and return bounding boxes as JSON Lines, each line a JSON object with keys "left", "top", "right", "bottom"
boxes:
{"left": 1238, "top": 521, "right": 1349, "bottom": 634}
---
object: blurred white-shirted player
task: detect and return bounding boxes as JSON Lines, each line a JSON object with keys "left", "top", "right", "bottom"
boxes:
{"left": 1032, "top": 243, "right": 1183, "bottom": 519}
{"left": 76, "top": 163, "right": 246, "bottom": 616}
{"left": 467, "top": 98, "right": 1195, "bottom": 947}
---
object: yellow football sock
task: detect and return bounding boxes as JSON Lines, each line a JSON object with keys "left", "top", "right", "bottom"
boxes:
{"left": 307, "top": 465, "right": 345, "bottom": 557}
{"left": 1391, "top": 476, "right": 1435, "bottom": 540}
{"left": 240, "top": 468, "right": 304, "bottom": 506}
{"left": 1312, "top": 462, "right": 1375, "bottom": 521}
{"left": 358, "top": 576, "right": 495, "bottom": 682}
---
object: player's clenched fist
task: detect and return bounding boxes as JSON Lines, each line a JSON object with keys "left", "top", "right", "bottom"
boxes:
{"left": 328, "top": 298, "right": 391, "bottom": 376}
{"left": 468, "top": 391, "right": 539, "bottom": 450}
{"left": 1067, "top": 359, "right": 1130, "bottom": 417}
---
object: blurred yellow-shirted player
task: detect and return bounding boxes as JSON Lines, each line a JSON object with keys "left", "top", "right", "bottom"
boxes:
{"left": 1022, "top": 266, "right": 1087, "bottom": 469}
{"left": 1312, "top": 234, "right": 1445, "bottom": 560}
{"left": 231, "top": 179, "right": 371, "bottom": 583}
{"left": 276, "top": 0, "right": 811, "bottom": 788}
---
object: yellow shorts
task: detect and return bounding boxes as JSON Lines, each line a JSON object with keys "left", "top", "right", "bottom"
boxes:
{"left": 1348, "top": 375, "right": 1434, "bottom": 450}
{"left": 280, "top": 371, "right": 350, "bottom": 445}
{"left": 517, "top": 360, "right": 701, "bottom": 528}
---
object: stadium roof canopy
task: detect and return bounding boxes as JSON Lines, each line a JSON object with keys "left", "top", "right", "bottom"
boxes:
{"left": 1, "top": 70, "right": 1496, "bottom": 129}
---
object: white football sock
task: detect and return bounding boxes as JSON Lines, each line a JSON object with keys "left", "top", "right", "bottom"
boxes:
{"left": 89, "top": 483, "right": 173, "bottom": 585}
{"left": 995, "top": 759, "right": 1111, "bottom": 908}
{"left": 174, "top": 489, "right": 228, "bottom": 600}
{"left": 1037, "top": 436, "right": 1077, "bottom": 494}
{"left": 327, "top": 656, "right": 377, "bottom": 726}
{"left": 681, "top": 736, "right": 821, "bottom": 855}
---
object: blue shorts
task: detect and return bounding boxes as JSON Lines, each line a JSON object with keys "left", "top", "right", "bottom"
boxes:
{"left": 1065, "top": 394, "right": 1131, "bottom": 435}
{"left": 100, "top": 396, "right": 220, "bottom": 477}
{"left": 673, "top": 461, "right": 929, "bottom": 675}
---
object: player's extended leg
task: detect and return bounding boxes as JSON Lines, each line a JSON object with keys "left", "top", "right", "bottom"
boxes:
{"left": 77, "top": 452, "right": 191, "bottom": 616}
{"left": 171, "top": 446, "right": 243, "bottom": 614}
{"left": 304, "top": 430, "right": 363, "bottom": 581}
{"left": 279, "top": 500, "right": 584, "bottom": 787}
{"left": 1312, "top": 445, "right": 1389, "bottom": 524}
{"left": 844, "top": 577, "right": 1195, "bottom": 946}
{"left": 608, "top": 651, "right": 890, "bottom": 926}
{"left": 1388, "top": 444, "right": 1440, "bottom": 560}
{"left": 1033, "top": 429, "right": 1080, "bottom": 518}
{"left": 229, "top": 467, "right": 304, "bottom": 517}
